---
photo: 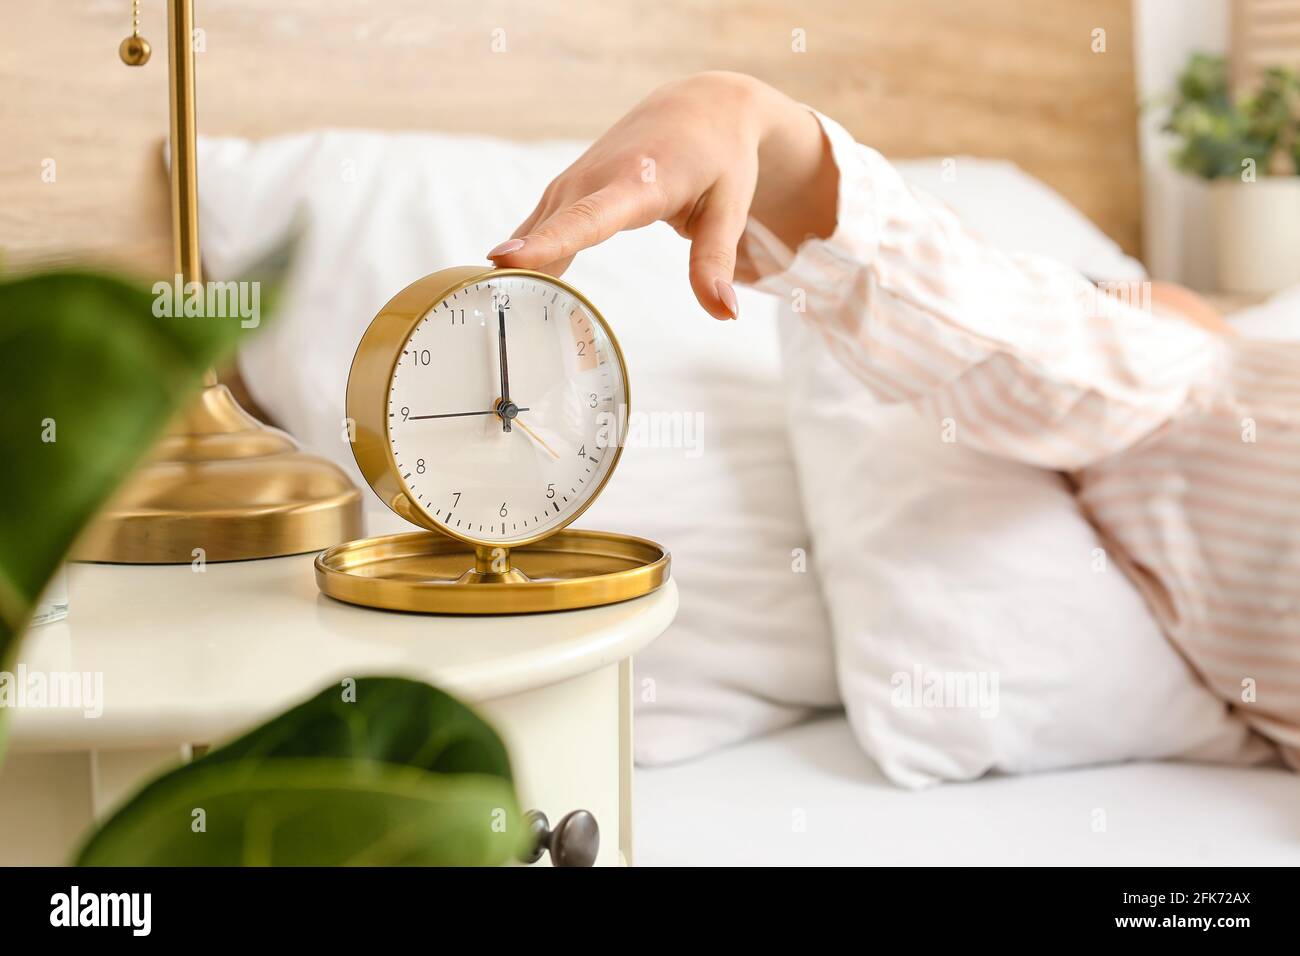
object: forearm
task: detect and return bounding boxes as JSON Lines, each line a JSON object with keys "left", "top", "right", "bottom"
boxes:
{"left": 751, "top": 110, "right": 1221, "bottom": 471}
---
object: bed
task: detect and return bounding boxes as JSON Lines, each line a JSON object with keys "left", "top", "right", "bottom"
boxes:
{"left": 636, "top": 717, "right": 1300, "bottom": 866}
{"left": 8, "top": 0, "right": 1299, "bottom": 867}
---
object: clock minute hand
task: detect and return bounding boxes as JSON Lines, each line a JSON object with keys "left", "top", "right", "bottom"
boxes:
{"left": 497, "top": 306, "right": 512, "bottom": 432}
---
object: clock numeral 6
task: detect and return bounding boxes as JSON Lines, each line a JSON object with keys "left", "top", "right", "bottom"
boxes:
{"left": 499, "top": 502, "right": 508, "bottom": 517}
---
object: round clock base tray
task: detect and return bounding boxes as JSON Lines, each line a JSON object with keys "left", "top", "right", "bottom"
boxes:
{"left": 315, "top": 529, "right": 670, "bottom": 615}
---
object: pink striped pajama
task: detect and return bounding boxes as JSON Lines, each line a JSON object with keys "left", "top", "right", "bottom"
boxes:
{"left": 748, "top": 112, "right": 1300, "bottom": 768}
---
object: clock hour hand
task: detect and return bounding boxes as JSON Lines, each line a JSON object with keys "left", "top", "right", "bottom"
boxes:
{"left": 497, "top": 306, "right": 511, "bottom": 432}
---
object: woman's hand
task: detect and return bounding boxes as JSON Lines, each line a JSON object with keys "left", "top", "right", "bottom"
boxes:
{"left": 486, "top": 71, "right": 838, "bottom": 320}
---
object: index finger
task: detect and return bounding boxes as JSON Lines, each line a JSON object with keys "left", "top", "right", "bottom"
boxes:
{"left": 488, "top": 181, "right": 661, "bottom": 272}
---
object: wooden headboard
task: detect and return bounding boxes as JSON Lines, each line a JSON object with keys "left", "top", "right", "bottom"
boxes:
{"left": 3, "top": 0, "right": 1141, "bottom": 274}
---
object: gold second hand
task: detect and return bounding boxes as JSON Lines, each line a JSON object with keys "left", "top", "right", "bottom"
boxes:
{"left": 514, "top": 417, "right": 560, "bottom": 460}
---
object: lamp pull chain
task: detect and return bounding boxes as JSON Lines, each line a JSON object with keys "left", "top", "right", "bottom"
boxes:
{"left": 119, "top": 0, "right": 152, "bottom": 66}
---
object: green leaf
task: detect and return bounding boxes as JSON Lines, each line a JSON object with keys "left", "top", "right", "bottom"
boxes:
{"left": 76, "top": 761, "right": 523, "bottom": 866}
{"left": 0, "top": 269, "right": 260, "bottom": 661}
{"left": 75, "top": 678, "right": 528, "bottom": 866}
{"left": 187, "top": 676, "right": 514, "bottom": 781}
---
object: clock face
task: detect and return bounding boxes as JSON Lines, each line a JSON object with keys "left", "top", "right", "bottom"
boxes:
{"left": 385, "top": 272, "right": 627, "bottom": 546}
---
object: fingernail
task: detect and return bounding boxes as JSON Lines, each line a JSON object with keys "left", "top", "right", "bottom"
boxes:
{"left": 488, "top": 238, "right": 526, "bottom": 258}
{"left": 714, "top": 279, "right": 739, "bottom": 320}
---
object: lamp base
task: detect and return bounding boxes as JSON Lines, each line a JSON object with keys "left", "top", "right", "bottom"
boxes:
{"left": 76, "top": 383, "right": 363, "bottom": 564}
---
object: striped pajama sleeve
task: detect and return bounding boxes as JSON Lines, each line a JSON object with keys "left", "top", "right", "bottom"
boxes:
{"left": 745, "top": 110, "right": 1300, "bottom": 768}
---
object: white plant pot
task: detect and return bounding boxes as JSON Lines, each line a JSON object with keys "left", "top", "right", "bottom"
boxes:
{"left": 1210, "top": 177, "right": 1300, "bottom": 295}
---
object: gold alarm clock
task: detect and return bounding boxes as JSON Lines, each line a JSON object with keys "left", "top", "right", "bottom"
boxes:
{"left": 314, "top": 267, "right": 670, "bottom": 614}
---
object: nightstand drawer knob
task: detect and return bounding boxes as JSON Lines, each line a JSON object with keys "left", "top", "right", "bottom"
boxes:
{"left": 521, "top": 809, "right": 600, "bottom": 867}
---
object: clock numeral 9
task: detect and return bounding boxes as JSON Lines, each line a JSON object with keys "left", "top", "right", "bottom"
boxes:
{"left": 400, "top": 406, "right": 410, "bottom": 421}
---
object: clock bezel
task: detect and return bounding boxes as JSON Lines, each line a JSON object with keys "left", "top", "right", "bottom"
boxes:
{"left": 347, "top": 265, "right": 631, "bottom": 550}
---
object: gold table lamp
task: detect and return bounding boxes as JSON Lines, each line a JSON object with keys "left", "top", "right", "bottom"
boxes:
{"left": 77, "top": 0, "right": 362, "bottom": 563}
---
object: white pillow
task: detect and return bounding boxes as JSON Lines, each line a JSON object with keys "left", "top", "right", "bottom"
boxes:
{"left": 892, "top": 156, "right": 1146, "bottom": 280}
{"left": 193, "top": 129, "right": 839, "bottom": 765}
{"left": 771, "top": 156, "right": 1271, "bottom": 787}
{"left": 780, "top": 317, "right": 1270, "bottom": 788}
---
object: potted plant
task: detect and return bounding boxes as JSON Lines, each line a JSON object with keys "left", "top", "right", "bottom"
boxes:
{"left": 1160, "top": 52, "right": 1300, "bottom": 294}
{"left": 0, "top": 261, "right": 529, "bottom": 865}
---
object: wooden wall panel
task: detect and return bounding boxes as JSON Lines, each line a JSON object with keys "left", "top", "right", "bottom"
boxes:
{"left": 0, "top": 0, "right": 1142, "bottom": 273}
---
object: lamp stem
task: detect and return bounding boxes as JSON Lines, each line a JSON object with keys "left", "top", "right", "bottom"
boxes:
{"left": 167, "top": 0, "right": 216, "bottom": 386}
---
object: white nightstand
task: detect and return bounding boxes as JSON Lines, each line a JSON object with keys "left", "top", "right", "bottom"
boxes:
{"left": 0, "top": 556, "right": 677, "bottom": 866}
